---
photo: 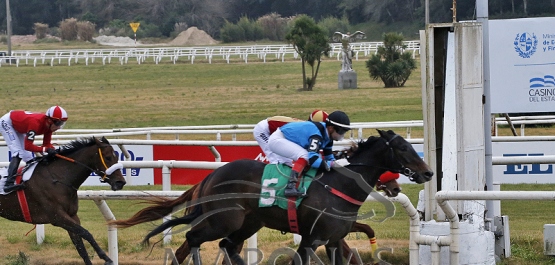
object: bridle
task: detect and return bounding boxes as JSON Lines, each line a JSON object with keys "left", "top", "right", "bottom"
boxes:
{"left": 55, "top": 146, "right": 123, "bottom": 183}
{"left": 347, "top": 134, "right": 417, "bottom": 181}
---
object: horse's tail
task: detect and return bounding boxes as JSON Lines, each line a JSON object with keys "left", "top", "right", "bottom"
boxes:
{"left": 108, "top": 183, "right": 200, "bottom": 228}
{"left": 141, "top": 172, "right": 221, "bottom": 244}
{"left": 142, "top": 208, "right": 201, "bottom": 245}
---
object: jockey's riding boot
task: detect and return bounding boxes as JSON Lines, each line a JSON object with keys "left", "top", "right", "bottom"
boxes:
{"left": 3, "top": 156, "right": 25, "bottom": 193}
{"left": 284, "top": 158, "right": 308, "bottom": 197}
{"left": 284, "top": 171, "right": 304, "bottom": 197}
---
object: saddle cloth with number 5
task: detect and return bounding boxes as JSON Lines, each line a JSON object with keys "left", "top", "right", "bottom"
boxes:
{"left": 259, "top": 163, "right": 317, "bottom": 209}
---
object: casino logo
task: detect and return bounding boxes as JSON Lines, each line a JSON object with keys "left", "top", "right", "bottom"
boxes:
{"left": 514, "top": 32, "right": 538, "bottom": 58}
{"left": 530, "top": 75, "right": 555, "bottom": 88}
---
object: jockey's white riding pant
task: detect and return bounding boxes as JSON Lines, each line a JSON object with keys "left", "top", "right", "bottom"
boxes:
{"left": 253, "top": 120, "right": 293, "bottom": 165}
{"left": 268, "top": 128, "right": 308, "bottom": 166}
{"left": 0, "top": 113, "right": 34, "bottom": 162}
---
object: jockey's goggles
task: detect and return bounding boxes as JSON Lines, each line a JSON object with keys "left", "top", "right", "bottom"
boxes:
{"left": 51, "top": 118, "right": 66, "bottom": 127}
{"left": 334, "top": 126, "right": 350, "bottom": 135}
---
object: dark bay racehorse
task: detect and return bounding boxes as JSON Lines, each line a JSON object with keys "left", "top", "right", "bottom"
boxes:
{"left": 114, "top": 129, "right": 432, "bottom": 265}
{"left": 111, "top": 173, "right": 402, "bottom": 265}
{"left": 0, "top": 136, "right": 126, "bottom": 265}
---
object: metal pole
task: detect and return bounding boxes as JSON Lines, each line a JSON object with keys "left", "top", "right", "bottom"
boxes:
{"left": 6, "top": 0, "right": 12, "bottom": 56}
{"left": 476, "top": 0, "right": 494, "bottom": 221}
{"left": 425, "top": 0, "right": 429, "bottom": 24}
{"left": 452, "top": 0, "right": 457, "bottom": 23}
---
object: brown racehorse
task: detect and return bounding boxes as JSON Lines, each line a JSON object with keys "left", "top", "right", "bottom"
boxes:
{"left": 112, "top": 130, "right": 431, "bottom": 265}
{"left": 110, "top": 176, "right": 400, "bottom": 264}
{"left": 0, "top": 137, "right": 126, "bottom": 265}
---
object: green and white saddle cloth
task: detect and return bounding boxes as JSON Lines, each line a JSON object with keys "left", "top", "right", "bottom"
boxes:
{"left": 259, "top": 163, "right": 317, "bottom": 209}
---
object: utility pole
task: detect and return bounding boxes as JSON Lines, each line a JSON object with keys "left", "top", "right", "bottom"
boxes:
{"left": 6, "top": 0, "right": 12, "bottom": 56}
{"left": 425, "top": 0, "right": 429, "bottom": 24}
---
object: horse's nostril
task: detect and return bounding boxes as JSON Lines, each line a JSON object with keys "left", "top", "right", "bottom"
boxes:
{"left": 113, "top": 181, "right": 126, "bottom": 190}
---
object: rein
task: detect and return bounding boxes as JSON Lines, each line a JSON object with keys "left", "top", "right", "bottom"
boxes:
{"left": 314, "top": 179, "right": 364, "bottom": 205}
{"left": 55, "top": 148, "right": 123, "bottom": 183}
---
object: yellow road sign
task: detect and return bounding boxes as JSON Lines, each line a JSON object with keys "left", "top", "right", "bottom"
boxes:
{"left": 129, "top": 23, "right": 140, "bottom": 33}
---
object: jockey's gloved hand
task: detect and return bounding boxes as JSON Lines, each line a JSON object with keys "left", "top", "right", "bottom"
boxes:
{"left": 46, "top": 148, "right": 58, "bottom": 156}
{"left": 320, "top": 160, "right": 333, "bottom": 171}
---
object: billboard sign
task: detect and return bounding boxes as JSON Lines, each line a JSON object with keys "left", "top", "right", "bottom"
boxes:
{"left": 489, "top": 17, "right": 555, "bottom": 113}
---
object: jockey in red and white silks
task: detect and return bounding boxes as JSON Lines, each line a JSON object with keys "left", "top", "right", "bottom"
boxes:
{"left": 0, "top": 106, "right": 68, "bottom": 193}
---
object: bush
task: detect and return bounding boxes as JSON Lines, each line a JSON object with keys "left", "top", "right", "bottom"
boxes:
{"left": 77, "top": 21, "right": 96, "bottom": 42}
{"left": 257, "top": 13, "right": 291, "bottom": 41}
{"left": 81, "top": 12, "right": 98, "bottom": 25}
{"left": 34, "top": 37, "right": 60, "bottom": 44}
{"left": 236, "top": 16, "right": 263, "bottom": 41}
{"left": 135, "top": 23, "right": 162, "bottom": 38}
{"left": 220, "top": 22, "right": 245, "bottom": 43}
{"left": 48, "top": 27, "right": 60, "bottom": 37}
{"left": 317, "top": 16, "right": 351, "bottom": 38}
{"left": 33, "top": 23, "right": 48, "bottom": 39}
{"left": 59, "top": 18, "right": 78, "bottom": 41}
{"left": 365, "top": 32, "right": 416, "bottom": 88}
{"left": 99, "top": 19, "right": 129, "bottom": 36}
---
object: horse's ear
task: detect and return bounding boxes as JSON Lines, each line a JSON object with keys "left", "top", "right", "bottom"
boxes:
{"left": 377, "top": 129, "right": 386, "bottom": 137}
{"left": 93, "top": 136, "right": 101, "bottom": 144}
{"left": 101, "top": 136, "right": 108, "bottom": 143}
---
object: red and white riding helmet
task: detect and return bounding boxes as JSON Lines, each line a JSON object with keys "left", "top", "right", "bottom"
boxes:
{"left": 308, "top": 110, "right": 329, "bottom": 122}
{"left": 46, "top": 106, "right": 68, "bottom": 122}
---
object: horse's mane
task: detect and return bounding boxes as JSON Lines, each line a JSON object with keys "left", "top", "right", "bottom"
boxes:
{"left": 44, "top": 137, "right": 107, "bottom": 160}
{"left": 350, "top": 136, "right": 381, "bottom": 158}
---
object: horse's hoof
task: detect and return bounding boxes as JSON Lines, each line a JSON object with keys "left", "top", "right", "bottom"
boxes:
{"left": 104, "top": 261, "right": 114, "bottom": 265}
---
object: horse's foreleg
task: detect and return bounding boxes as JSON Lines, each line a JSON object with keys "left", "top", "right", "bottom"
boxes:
{"left": 53, "top": 214, "right": 113, "bottom": 265}
{"left": 221, "top": 242, "right": 245, "bottom": 265}
{"left": 351, "top": 222, "right": 378, "bottom": 262}
{"left": 67, "top": 231, "right": 93, "bottom": 265}
{"left": 218, "top": 238, "right": 245, "bottom": 265}
{"left": 295, "top": 240, "right": 315, "bottom": 265}
{"left": 325, "top": 241, "right": 344, "bottom": 265}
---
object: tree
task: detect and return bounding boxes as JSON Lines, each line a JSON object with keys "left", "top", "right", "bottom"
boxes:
{"left": 365, "top": 32, "right": 416, "bottom": 88}
{"left": 285, "top": 15, "right": 331, "bottom": 91}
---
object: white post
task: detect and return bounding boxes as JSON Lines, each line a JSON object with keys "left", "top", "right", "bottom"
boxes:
{"left": 247, "top": 233, "right": 258, "bottom": 264}
{"left": 93, "top": 199, "right": 118, "bottom": 265}
{"left": 492, "top": 182, "right": 501, "bottom": 216}
{"left": 36, "top": 224, "right": 44, "bottom": 244}
{"left": 162, "top": 164, "right": 172, "bottom": 245}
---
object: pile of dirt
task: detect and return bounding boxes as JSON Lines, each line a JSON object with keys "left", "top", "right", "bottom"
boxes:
{"left": 168, "top": 27, "right": 218, "bottom": 46}
{"left": 9, "top": 35, "right": 60, "bottom": 45}
{"left": 11, "top": 35, "right": 37, "bottom": 44}
{"left": 93, "top": 35, "right": 138, "bottom": 46}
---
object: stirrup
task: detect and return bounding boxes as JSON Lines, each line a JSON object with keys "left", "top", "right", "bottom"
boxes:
{"left": 284, "top": 188, "right": 306, "bottom": 198}
{"left": 3, "top": 184, "right": 25, "bottom": 193}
